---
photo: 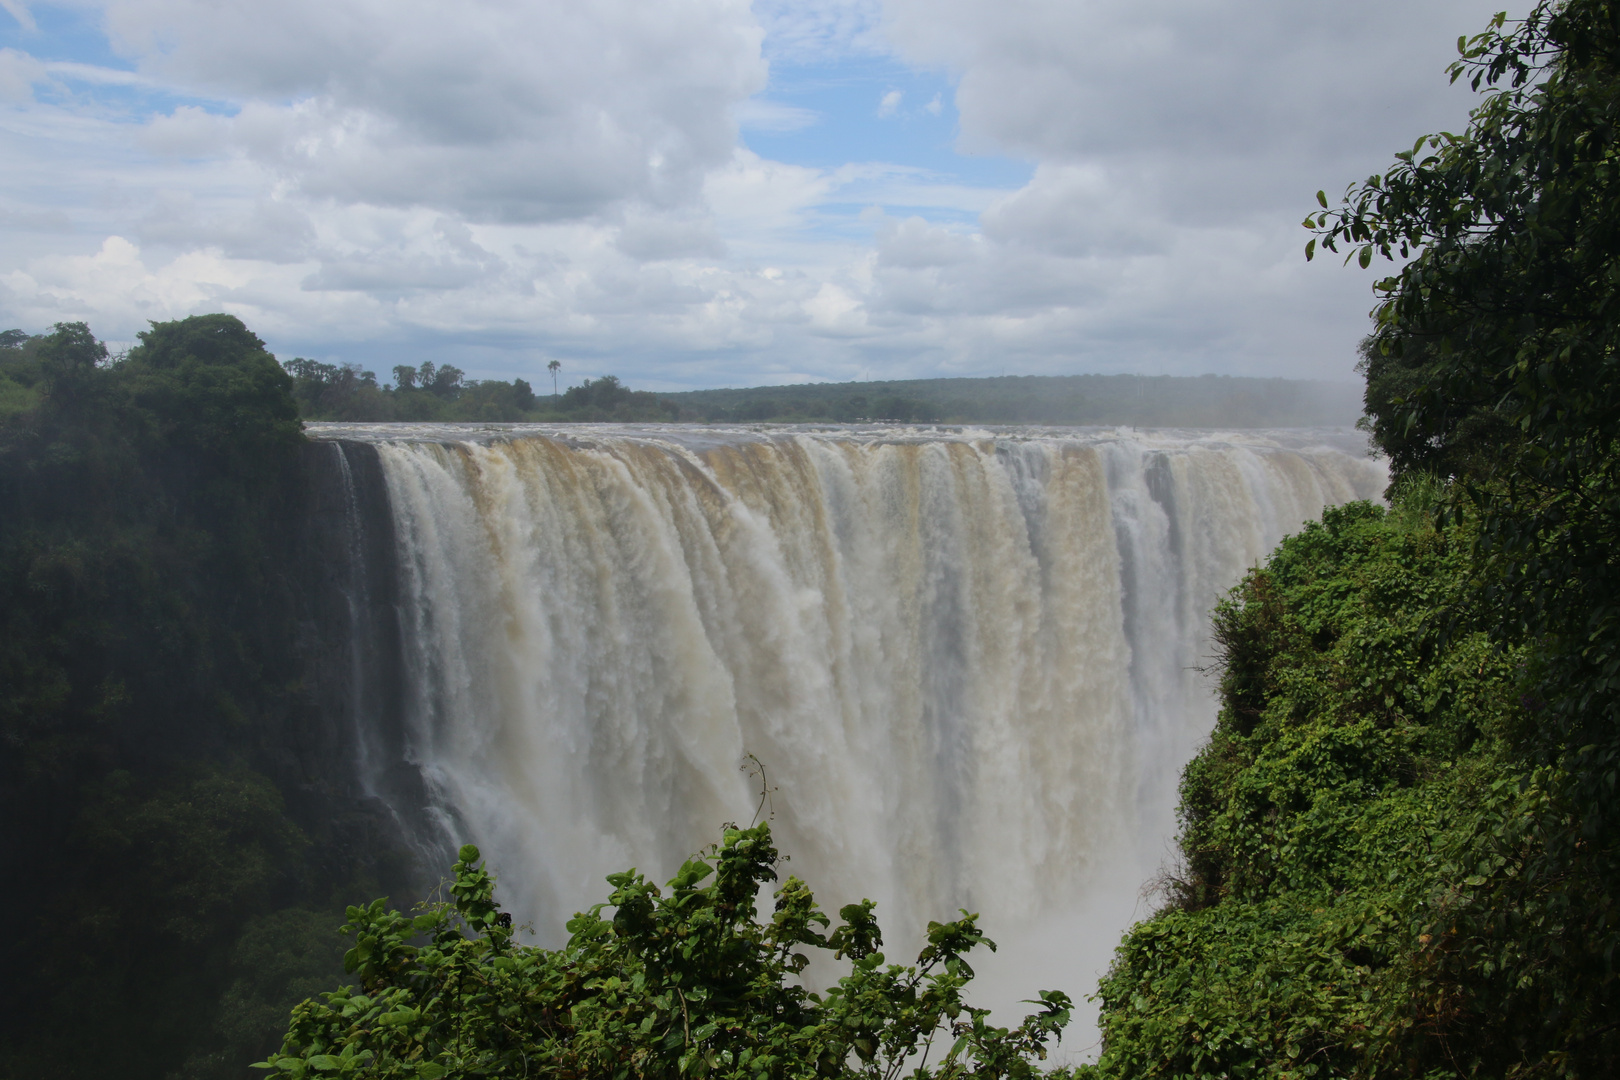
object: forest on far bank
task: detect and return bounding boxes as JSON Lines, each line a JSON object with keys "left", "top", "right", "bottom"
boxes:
{"left": 262, "top": 353, "right": 1363, "bottom": 428}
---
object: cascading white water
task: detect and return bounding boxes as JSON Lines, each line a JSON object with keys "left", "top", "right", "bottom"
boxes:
{"left": 313, "top": 422, "right": 1385, "bottom": 1046}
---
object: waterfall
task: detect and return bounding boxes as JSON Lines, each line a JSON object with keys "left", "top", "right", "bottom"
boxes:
{"left": 310, "top": 422, "right": 1384, "bottom": 1034}
{"left": 331, "top": 442, "right": 380, "bottom": 790}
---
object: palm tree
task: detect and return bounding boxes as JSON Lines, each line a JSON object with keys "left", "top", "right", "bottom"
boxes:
{"left": 547, "top": 359, "right": 561, "bottom": 396}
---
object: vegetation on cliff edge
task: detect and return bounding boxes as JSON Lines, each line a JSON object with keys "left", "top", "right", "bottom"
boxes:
{"left": 1082, "top": 2, "right": 1620, "bottom": 1074}
{"left": 0, "top": 316, "right": 407, "bottom": 1080}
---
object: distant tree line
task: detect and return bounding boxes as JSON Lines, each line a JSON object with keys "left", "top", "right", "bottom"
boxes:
{"left": 658, "top": 374, "right": 1364, "bottom": 427}
{"left": 272, "top": 358, "right": 1363, "bottom": 429}
{"left": 280, "top": 359, "right": 677, "bottom": 423}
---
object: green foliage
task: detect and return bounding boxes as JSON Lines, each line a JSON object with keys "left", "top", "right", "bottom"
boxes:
{"left": 282, "top": 359, "right": 653, "bottom": 422}
{"left": 0, "top": 330, "right": 45, "bottom": 420}
{"left": 1311, "top": 0, "right": 1620, "bottom": 759}
{"left": 1354, "top": 334, "right": 1524, "bottom": 483}
{"left": 36, "top": 320, "right": 108, "bottom": 408}
{"left": 549, "top": 373, "right": 676, "bottom": 421}
{"left": 1086, "top": 497, "right": 1479, "bottom": 1075}
{"left": 279, "top": 357, "right": 1358, "bottom": 428}
{"left": 260, "top": 825, "right": 1073, "bottom": 1080}
{"left": 1177, "top": 5, "right": 1620, "bottom": 1071}
{"left": 211, "top": 909, "right": 358, "bottom": 1076}
{"left": 125, "top": 315, "right": 305, "bottom": 507}
{"left": 286, "top": 359, "right": 394, "bottom": 421}
{"left": 74, "top": 768, "right": 307, "bottom": 942}
{"left": 0, "top": 317, "right": 391, "bottom": 1080}
{"left": 1085, "top": 486, "right": 1617, "bottom": 1076}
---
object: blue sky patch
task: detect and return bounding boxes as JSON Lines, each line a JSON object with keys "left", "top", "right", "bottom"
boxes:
{"left": 744, "top": 52, "right": 1031, "bottom": 191}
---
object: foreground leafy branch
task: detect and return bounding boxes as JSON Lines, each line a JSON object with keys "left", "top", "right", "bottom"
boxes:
{"left": 257, "top": 824, "right": 1071, "bottom": 1080}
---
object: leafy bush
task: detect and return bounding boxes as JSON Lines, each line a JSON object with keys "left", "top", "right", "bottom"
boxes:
{"left": 259, "top": 824, "right": 1073, "bottom": 1080}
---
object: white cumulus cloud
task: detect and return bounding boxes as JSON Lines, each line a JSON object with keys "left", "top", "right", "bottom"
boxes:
{"left": 0, "top": 0, "right": 1528, "bottom": 387}
{"left": 108, "top": 0, "right": 767, "bottom": 223}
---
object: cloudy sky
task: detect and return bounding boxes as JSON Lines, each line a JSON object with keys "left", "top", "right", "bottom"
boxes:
{"left": 0, "top": 0, "right": 1505, "bottom": 389}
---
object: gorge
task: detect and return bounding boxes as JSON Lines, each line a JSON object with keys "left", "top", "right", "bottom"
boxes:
{"left": 0, "top": 319, "right": 1393, "bottom": 1076}
{"left": 307, "top": 422, "right": 1386, "bottom": 1022}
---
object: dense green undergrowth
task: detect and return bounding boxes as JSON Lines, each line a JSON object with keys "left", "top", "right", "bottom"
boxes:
{"left": 1079, "top": 491, "right": 1592, "bottom": 1077}
{"left": 1084, "top": 489, "right": 1616, "bottom": 1077}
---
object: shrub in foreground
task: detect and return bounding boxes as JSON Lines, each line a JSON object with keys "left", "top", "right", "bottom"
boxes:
{"left": 258, "top": 823, "right": 1072, "bottom": 1080}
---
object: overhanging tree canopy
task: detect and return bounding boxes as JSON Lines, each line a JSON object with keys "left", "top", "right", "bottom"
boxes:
{"left": 1311, "top": 0, "right": 1620, "bottom": 758}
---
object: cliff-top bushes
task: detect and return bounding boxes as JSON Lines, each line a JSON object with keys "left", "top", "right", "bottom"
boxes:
{"left": 1082, "top": 489, "right": 1582, "bottom": 1077}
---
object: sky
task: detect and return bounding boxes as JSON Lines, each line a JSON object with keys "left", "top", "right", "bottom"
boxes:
{"left": 0, "top": 0, "right": 1508, "bottom": 390}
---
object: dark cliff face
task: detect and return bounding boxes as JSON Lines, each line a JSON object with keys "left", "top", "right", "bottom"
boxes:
{"left": 291, "top": 438, "right": 442, "bottom": 882}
